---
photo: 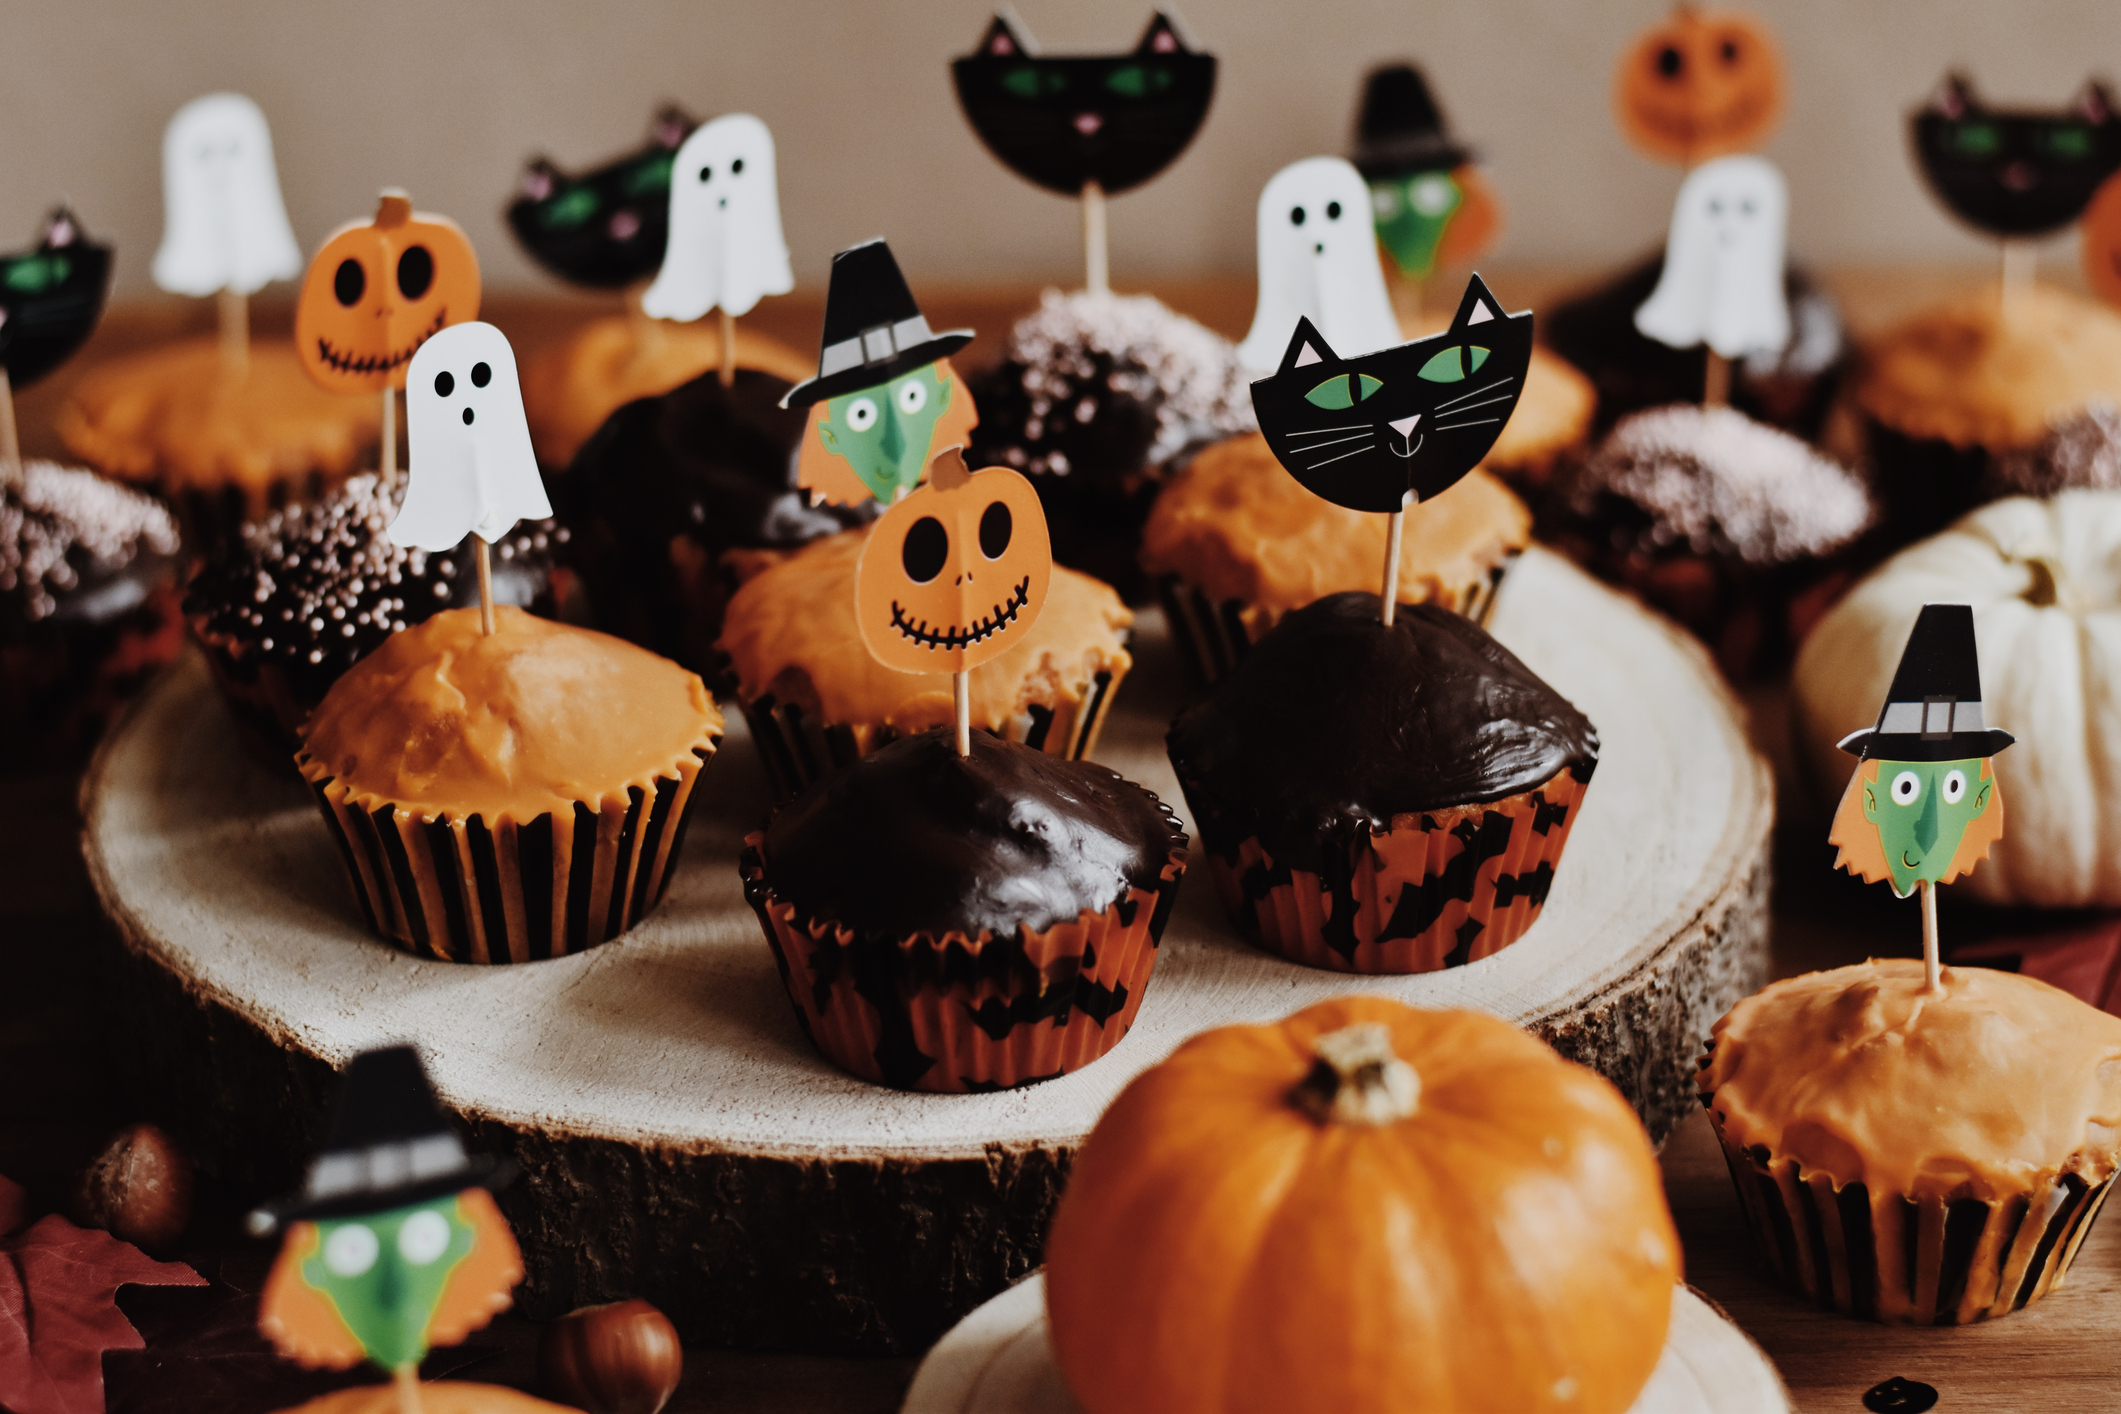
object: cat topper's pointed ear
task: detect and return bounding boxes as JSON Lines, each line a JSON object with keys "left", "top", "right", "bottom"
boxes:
{"left": 1136, "top": 11, "right": 1196, "bottom": 54}
{"left": 1446, "top": 273, "right": 1510, "bottom": 332}
{"left": 2076, "top": 80, "right": 2115, "bottom": 124}
{"left": 979, "top": 10, "right": 1038, "bottom": 57}
{"left": 1276, "top": 316, "right": 1337, "bottom": 374}
{"left": 1933, "top": 71, "right": 1980, "bottom": 118}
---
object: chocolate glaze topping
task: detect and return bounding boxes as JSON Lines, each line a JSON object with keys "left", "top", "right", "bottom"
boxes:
{"left": 1167, "top": 593, "right": 1597, "bottom": 871}
{"left": 1, "top": 460, "right": 179, "bottom": 629}
{"left": 763, "top": 728, "right": 1185, "bottom": 942}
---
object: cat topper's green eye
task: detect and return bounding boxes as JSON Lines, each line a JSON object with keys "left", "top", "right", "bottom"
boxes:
{"left": 1305, "top": 373, "right": 1383, "bottom": 409}
{"left": 538, "top": 187, "right": 599, "bottom": 231}
{"left": 1949, "top": 122, "right": 2002, "bottom": 157}
{"left": 1104, "top": 65, "right": 1172, "bottom": 98}
{"left": 2039, "top": 124, "right": 2095, "bottom": 160}
{"left": 623, "top": 154, "right": 675, "bottom": 196}
{"left": 1417, "top": 346, "right": 1491, "bottom": 384}
{"left": 4, "top": 255, "right": 70, "bottom": 294}
{"left": 1001, "top": 66, "right": 1068, "bottom": 98}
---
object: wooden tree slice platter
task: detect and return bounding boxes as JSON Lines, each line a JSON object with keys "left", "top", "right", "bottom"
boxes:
{"left": 901, "top": 1274, "right": 1792, "bottom": 1414}
{"left": 82, "top": 547, "right": 1770, "bottom": 1356}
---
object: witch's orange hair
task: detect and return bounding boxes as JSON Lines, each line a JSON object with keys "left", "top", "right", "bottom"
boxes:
{"left": 1828, "top": 757, "right": 2005, "bottom": 890}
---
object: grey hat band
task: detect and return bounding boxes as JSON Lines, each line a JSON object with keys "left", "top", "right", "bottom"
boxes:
{"left": 818, "top": 315, "right": 937, "bottom": 380}
{"left": 306, "top": 1132, "right": 468, "bottom": 1203}
{"left": 1877, "top": 697, "right": 1985, "bottom": 738}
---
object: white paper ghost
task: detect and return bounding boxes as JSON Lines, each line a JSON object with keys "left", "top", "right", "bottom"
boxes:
{"left": 1634, "top": 154, "right": 1790, "bottom": 360}
{"left": 151, "top": 93, "right": 303, "bottom": 298}
{"left": 1237, "top": 156, "right": 1401, "bottom": 374}
{"left": 390, "top": 323, "right": 552, "bottom": 550}
{"left": 640, "top": 113, "right": 795, "bottom": 322}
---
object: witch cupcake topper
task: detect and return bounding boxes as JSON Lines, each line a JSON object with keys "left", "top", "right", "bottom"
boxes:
{"left": 1350, "top": 65, "right": 1501, "bottom": 289}
{"left": 1830, "top": 603, "right": 2014, "bottom": 991}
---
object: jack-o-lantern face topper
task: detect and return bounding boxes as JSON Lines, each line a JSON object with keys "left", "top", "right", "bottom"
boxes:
{"left": 1828, "top": 604, "right": 2015, "bottom": 899}
{"left": 855, "top": 450, "right": 1051, "bottom": 675}
{"left": 296, "top": 191, "right": 481, "bottom": 394}
{"left": 1615, "top": 9, "right": 1785, "bottom": 165}
{"left": 2086, "top": 168, "right": 2121, "bottom": 307}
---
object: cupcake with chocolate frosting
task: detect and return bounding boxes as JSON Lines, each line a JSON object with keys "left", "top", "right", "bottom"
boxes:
{"left": 742, "top": 729, "right": 1187, "bottom": 1092}
{"left": 186, "top": 472, "right": 563, "bottom": 760}
{"left": 298, "top": 606, "right": 721, "bottom": 963}
{"left": 1700, "top": 959, "right": 2121, "bottom": 1325}
{"left": 1166, "top": 593, "right": 1595, "bottom": 974}
{"left": 1990, "top": 401, "right": 2121, "bottom": 498}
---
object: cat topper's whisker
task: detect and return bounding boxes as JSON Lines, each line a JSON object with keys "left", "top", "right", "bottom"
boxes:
{"left": 1304, "top": 444, "right": 1374, "bottom": 470}
{"left": 1281, "top": 431, "right": 1373, "bottom": 451}
{"left": 1433, "top": 392, "right": 1517, "bottom": 415}
{"left": 1432, "top": 417, "right": 1501, "bottom": 431}
{"left": 1435, "top": 376, "right": 1514, "bottom": 411}
{"left": 1282, "top": 422, "right": 1370, "bottom": 437}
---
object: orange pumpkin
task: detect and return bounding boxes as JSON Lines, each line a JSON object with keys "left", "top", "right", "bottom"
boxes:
{"left": 1044, "top": 995, "right": 1679, "bottom": 1414}
{"left": 2085, "top": 169, "right": 2121, "bottom": 308}
{"left": 296, "top": 191, "right": 480, "bottom": 394}
{"left": 1615, "top": 9, "right": 1785, "bottom": 165}
{"left": 854, "top": 449, "right": 1052, "bottom": 675}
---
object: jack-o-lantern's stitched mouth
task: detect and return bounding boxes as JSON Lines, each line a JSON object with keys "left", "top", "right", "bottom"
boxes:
{"left": 314, "top": 306, "right": 448, "bottom": 376}
{"left": 888, "top": 576, "right": 1032, "bottom": 650}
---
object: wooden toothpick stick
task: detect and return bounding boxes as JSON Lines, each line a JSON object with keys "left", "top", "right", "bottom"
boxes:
{"left": 393, "top": 1363, "right": 424, "bottom": 1414}
{"left": 0, "top": 367, "right": 20, "bottom": 491}
{"left": 1082, "top": 180, "right": 1109, "bottom": 297}
{"left": 1702, "top": 349, "right": 1730, "bottom": 407}
{"left": 1919, "top": 879, "right": 1941, "bottom": 993}
{"left": 475, "top": 540, "right": 496, "bottom": 636}
{"left": 217, "top": 286, "right": 250, "bottom": 378}
{"left": 719, "top": 307, "right": 737, "bottom": 388}
{"left": 1999, "top": 237, "right": 2035, "bottom": 322}
{"left": 954, "top": 670, "right": 972, "bottom": 757}
{"left": 1379, "top": 491, "right": 1411, "bottom": 627}
{"left": 379, "top": 387, "right": 398, "bottom": 487}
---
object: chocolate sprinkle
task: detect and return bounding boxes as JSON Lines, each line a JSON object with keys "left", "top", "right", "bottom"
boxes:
{"left": 1166, "top": 593, "right": 1598, "bottom": 873}
{"left": 0, "top": 460, "right": 179, "bottom": 623}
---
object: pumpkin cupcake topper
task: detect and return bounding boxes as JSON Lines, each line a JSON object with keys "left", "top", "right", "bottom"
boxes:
{"left": 1348, "top": 64, "right": 1502, "bottom": 309}
{"left": 0, "top": 207, "right": 112, "bottom": 488}
{"left": 1613, "top": 8, "right": 1786, "bottom": 166}
{"left": 252, "top": 1046, "right": 522, "bottom": 1413}
{"left": 1830, "top": 603, "right": 2014, "bottom": 990}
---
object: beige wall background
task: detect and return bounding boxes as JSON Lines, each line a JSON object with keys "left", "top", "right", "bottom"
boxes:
{"left": 2, "top": 0, "right": 2118, "bottom": 300}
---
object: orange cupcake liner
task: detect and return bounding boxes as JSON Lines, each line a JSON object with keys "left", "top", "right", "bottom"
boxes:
{"left": 1199, "top": 763, "right": 1590, "bottom": 974}
{"left": 1702, "top": 1100, "right": 2116, "bottom": 1325}
{"left": 741, "top": 833, "right": 1187, "bottom": 1092}
{"left": 298, "top": 746, "right": 716, "bottom": 964}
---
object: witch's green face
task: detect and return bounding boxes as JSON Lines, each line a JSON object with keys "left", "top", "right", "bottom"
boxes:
{"left": 1861, "top": 757, "right": 1995, "bottom": 898}
{"left": 301, "top": 1195, "right": 476, "bottom": 1370}
{"left": 1369, "top": 170, "right": 1463, "bottom": 280}
{"left": 817, "top": 363, "right": 952, "bottom": 503}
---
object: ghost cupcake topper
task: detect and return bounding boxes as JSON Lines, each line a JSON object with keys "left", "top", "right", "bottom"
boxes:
{"left": 1634, "top": 154, "right": 1790, "bottom": 400}
{"left": 1829, "top": 604, "right": 2015, "bottom": 992}
{"left": 1237, "top": 157, "right": 1400, "bottom": 376}
{"left": 253, "top": 1046, "right": 522, "bottom": 1413}
{"left": 389, "top": 322, "right": 551, "bottom": 634}
{"left": 0, "top": 208, "right": 111, "bottom": 487}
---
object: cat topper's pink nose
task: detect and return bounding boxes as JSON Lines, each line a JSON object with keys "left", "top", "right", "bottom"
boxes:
{"left": 1389, "top": 414, "right": 1421, "bottom": 438}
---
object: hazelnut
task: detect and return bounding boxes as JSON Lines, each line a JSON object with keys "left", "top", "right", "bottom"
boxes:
{"left": 539, "top": 1298, "right": 683, "bottom": 1414}
{"left": 69, "top": 1123, "right": 194, "bottom": 1252}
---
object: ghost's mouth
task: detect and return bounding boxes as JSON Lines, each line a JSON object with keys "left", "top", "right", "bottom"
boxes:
{"left": 314, "top": 307, "right": 448, "bottom": 377}
{"left": 889, "top": 577, "right": 1032, "bottom": 650}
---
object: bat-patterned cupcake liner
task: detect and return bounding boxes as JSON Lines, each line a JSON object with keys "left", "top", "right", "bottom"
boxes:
{"left": 298, "top": 745, "right": 717, "bottom": 964}
{"left": 1703, "top": 1092, "right": 2117, "bottom": 1325}
{"left": 1191, "top": 761, "right": 1591, "bottom": 974}
{"left": 739, "top": 664, "right": 1125, "bottom": 802}
{"left": 740, "top": 827, "right": 1187, "bottom": 1093}
{"left": 1154, "top": 558, "right": 1511, "bottom": 688}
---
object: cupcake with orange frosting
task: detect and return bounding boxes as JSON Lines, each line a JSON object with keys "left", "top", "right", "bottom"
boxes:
{"left": 1699, "top": 958, "right": 2121, "bottom": 1325}
{"left": 297, "top": 606, "right": 721, "bottom": 963}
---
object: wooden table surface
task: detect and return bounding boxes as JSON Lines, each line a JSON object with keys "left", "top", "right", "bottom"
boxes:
{"left": 9, "top": 268, "right": 2118, "bottom": 1412}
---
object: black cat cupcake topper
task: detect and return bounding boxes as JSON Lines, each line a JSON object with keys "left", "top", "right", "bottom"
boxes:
{"left": 1913, "top": 74, "right": 2121, "bottom": 238}
{"left": 1250, "top": 273, "right": 1533, "bottom": 514}
{"left": 1, "top": 208, "right": 112, "bottom": 392}
{"left": 506, "top": 106, "right": 696, "bottom": 290}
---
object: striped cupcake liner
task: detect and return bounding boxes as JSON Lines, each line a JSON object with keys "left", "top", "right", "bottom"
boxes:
{"left": 1190, "top": 762, "right": 1591, "bottom": 974}
{"left": 298, "top": 745, "right": 716, "bottom": 964}
{"left": 1704, "top": 1102, "right": 2116, "bottom": 1325}
{"left": 1154, "top": 554, "right": 1514, "bottom": 689}
{"left": 740, "top": 830, "right": 1187, "bottom": 1093}
{"left": 740, "top": 665, "right": 1125, "bottom": 802}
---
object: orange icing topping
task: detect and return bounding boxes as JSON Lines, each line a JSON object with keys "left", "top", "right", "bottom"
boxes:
{"left": 299, "top": 606, "right": 720, "bottom": 822}
{"left": 1140, "top": 433, "right": 1529, "bottom": 627}
{"left": 716, "top": 526, "right": 1131, "bottom": 732}
{"left": 1701, "top": 959, "right": 2121, "bottom": 1201}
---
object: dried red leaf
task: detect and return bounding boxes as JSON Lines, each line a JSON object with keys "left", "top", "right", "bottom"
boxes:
{"left": 0, "top": 1208, "right": 205, "bottom": 1414}
{"left": 0, "top": 1174, "right": 27, "bottom": 1239}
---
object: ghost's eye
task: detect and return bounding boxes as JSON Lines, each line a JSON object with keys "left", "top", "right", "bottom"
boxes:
{"left": 1418, "top": 347, "right": 1467, "bottom": 383}
{"left": 698, "top": 165, "right": 713, "bottom": 183}
{"left": 1943, "top": 769, "right": 1968, "bottom": 804}
{"left": 847, "top": 398, "right": 878, "bottom": 432}
{"left": 1306, "top": 376, "right": 1355, "bottom": 410}
{"left": 333, "top": 259, "right": 365, "bottom": 307}
{"left": 1355, "top": 373, "right": 1383, "bottom": 402}
{"left": 434, "top": 371, "right": 455, "bottom": 398}
{"left": 902, "top": 516, "right": 948, "bottom": 582}
{"left": 471, "top": 362, "right": 492, "bottom": 388}
{"left": 897, "top": 380, "right": 928, "bottom": 415}
{"left": 1326, "top": 200, "right": 1342, "bottom": 220}
{"left": 1289, "top": 206, "right": 1307, "bottom": 227}
{"left": 732, "top": 157, "right": 745, "bottom": 175}
{"left": 979, "top": 501, "right": 1012, "bottom": 559}
{"left": 397, "top": 246, "right": 434, "bottom": 300}
{"left": 324, "top": 1224, "right": 379, "bottom": 1277}
{"left": 1708, "top": 199, "right": 1724, "bottom": 216}
{"left": 1892, "top": 770, "right": 1921, "bottom": 805}
{"left": 397, "top": 1210, "right": 451, "bottom": 1265}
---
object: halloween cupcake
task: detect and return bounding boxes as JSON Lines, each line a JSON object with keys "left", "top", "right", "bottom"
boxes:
{"left": 1141, "top": 434, "right": 1529, "bottom": 685}
{"left": 741, "top": 728, "right": 1187, "bottom": 1092}
{"left": 1541, "top": 404, "right": 1874, "bottom": 680}
{"left": 716, "top": 524, "right": 1132, "bottom": 800}
{"left": 966, "top": 289, "right": 1256, "bottom": 600}
{"left": 1988, "top": 400, "right": 2121, "bottom": 498}
{"left": 1700, "top": 960, "right": 2121, "bottom": 1325}
{"left": 1166, "top": 592, "right": 1596, "bottom": 973}
{"left": 297, "top": 607, "right": 721, "bottom": 963}
{"left": 0, "top": 460, "right": 183, "bottom": 758}
{"left": 185, "top": 473, "right": 564, "bottom": 761}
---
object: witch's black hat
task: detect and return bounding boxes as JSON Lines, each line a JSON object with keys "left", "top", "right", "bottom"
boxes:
{"left": 1350, "top": 65, "right": 1472, "bottom": 180}
{"left": 247, "top": 1046, "right": 513, "bottom": 1235}
{"left": 782, "top": 239, "right": 974, "bottom": 408}
{"left": 1838, "top": 603, "right": 2016, "bottom": 762}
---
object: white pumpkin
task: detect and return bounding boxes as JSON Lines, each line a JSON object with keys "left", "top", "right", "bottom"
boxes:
{"left": 1793, "top": 491, "right": 2121, "bottom": 908}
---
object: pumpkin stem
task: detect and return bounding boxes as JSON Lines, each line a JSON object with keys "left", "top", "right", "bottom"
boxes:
{"left": 2016, "top": 553, "right": 2068, "bottom": 611}
{"left": 1290, "top": 1023, "right": 1420, "bottom": 1127}
{"left": 928, "top": 445, "right": 972, "bottom": 491}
